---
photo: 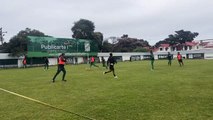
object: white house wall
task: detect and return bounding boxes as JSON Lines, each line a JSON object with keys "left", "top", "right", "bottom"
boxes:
{"left": 0, "top": 53, "right": 18, "bottom": 59}
{"left": 205, "top": 53, "right": 213, "bottom": 59}
{"left": 98, "top": 50, "right": 213, "bottom": 60}
{"left": 49, "top": 58, "right": 58, "bottom": 65}
{"left": 78, "top": 57, "right": 84, "bottom": 64}
{"left": 122, "top": 55, "right": 131, "bottom": 61}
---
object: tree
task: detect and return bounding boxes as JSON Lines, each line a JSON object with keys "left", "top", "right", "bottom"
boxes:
{"left": 0, "top": 42, "right": 9, "bottom": 52}
{"left": 6, "top": 28, "right": 46, "bottom": 56}
{"left": 154, "top": 30, "right": 199, "bottom": 48}
{"left": 71, "top": 19, "right": 103, "bottom": 52}
{"left": 102, "top": 41, "right": 113, "bottom": 52}
{"left": 175, "top": 30, "right": 199, "bottom": 43}
{"left": 133, "top": 47, "right": 149, "bottom": 52}
{"left": 154, "top": 40, "right": 168, "bottom": 48}
{"left": 165, "top": 34, "right": 179, "bottom": 46}
{"left": 93, "top": 32, "right": 103, "bottom": 51}
{"left": 166, "top": 30, "right": 199, "bottom": 45}
{"left": 113, "top": 35, "right": 150, "bottom": 52}
{"left": 71, "top": 19, "right": 95, "bottom": 39}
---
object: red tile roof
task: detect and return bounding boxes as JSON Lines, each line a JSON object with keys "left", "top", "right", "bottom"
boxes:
{"left": 159, "top": 44, "right": 170, "bottom": 48}
{"left": 199, "top": 42, "right": 209, "bottom": 46}
{"left": 204, "top": 46, "right": 213, "bottom": 48}
{"left": 185, "top": 42, "right": 194, "bottom": 46}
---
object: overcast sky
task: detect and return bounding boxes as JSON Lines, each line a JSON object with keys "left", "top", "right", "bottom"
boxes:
{"left": 1, "top": 0, "right": 213, "bottom": 45}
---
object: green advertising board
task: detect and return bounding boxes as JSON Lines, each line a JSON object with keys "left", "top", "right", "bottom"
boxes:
{"left": 27, "top": 36, "right": 98, "bottom": 57}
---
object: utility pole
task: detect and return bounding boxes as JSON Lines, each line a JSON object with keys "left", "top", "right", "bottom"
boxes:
{"left": 0, "top": 27, "right": 7, "bottom": 45}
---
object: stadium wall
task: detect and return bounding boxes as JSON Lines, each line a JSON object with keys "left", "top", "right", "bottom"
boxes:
{"left": 0, "top": 53, "right": 18, "bottom": 68}
{"left": 1, "top": 49, "right": 213, "bottom": 68}
{"left": 98, "top": 49, "right": 213, "bottom": 61}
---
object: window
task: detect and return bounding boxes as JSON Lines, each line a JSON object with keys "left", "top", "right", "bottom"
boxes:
{"left": 172, "top": 47, "right": 176, "bottom": 51}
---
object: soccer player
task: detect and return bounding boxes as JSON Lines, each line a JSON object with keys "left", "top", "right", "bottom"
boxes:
{"left": 44, "top": 57, "right": 49, "bottom": 70}
{"left": 22, "top": 56, "right": 27, "bottom": 68}
{"left": 177, "top": 52, "right": 184, "bottom": 67}
{"left": 167, "top": 52, "right": 172, "bottom": 66}
{"left": 103, "top": 53, "right": 118, "bottom": 78}
{"left": 52, "top": 53, "right": 67, "bottom": 82}
{"left": 150, "top": 50, "right": 155, "bottom": 70}
{"left": 101, "top": 57, "right": 107, "bottom": 69}
{"left": 90, "top": 56, "right": 99, "bottom": 68}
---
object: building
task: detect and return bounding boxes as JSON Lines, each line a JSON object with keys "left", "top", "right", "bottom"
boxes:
{"left": 155, "top": 39, "right": 213, "bottom": 52}
{"left": 0, "top": 53, "right": 18, "bottom": 68}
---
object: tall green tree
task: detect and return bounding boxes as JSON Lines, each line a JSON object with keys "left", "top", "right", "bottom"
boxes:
{"left": 175, "top": 30, "right": 199, "bottom": 43}
{"left": 102, "top": 41, "right": 113, "bottom": 52}
{"left": 166, "top": 30, "right": 199, "bottom": 45}
{"left": 154, "top": 40, "right": 168, "bottom": 48}
{"left": 71, "top": 19, "right": 95, "bottom": 39}
{"left": 6, "top": 28, "right": 46, "bottom": 56}
{"left": 71, "top": 19, "right": 103, "bottom": 52}
{"left": 165, "top": 34, "right": 179, "bottom": 46}
{"left": 154, "top": 30, "right": 199, "bottom": 47}
{"left": 93, "top": 32, "right": 103, "bottom": 51}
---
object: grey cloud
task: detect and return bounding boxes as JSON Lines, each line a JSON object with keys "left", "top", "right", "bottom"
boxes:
{"left": 1, "top": 0, "right": 213, "bottom": 45}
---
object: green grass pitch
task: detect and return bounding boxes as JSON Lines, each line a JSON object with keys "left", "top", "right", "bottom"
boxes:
{"left": 0, "top": 60, "right": 213, "bottom": 120}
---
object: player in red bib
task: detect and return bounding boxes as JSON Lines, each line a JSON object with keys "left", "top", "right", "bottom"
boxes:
{"left": 177, "top": 52, "right": 184, "bottom": 67}
{"left": 90, "top": 56, "right": 99, "bottom": 68}
{"left": 52, "top": 53, "right": 67, "bottom": 82}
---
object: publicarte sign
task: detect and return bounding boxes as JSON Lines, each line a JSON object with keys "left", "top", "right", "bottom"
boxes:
{"left": 27, "top": 36, "right": 98, "bottom": 57}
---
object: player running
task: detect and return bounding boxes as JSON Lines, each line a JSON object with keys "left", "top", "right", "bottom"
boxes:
{"left": 177, "top": 52, "right": 184, "bottom": 67}
{"left": 103, "top": 53, "right": 118, "bottom": 78}
{"left": 150, "top": 50, "right": 155, "bottom": 70}
{"left": 167, "top": 52, "right": 172, "bottom": 66}
{"left": 44, "top": 57, "right": 49, "bottom": 70}
{"left": 52, "top": 53, "right": 67, "bottom": 82}
{"left": 90, "top": 56, "right": 99, "bottom": 68}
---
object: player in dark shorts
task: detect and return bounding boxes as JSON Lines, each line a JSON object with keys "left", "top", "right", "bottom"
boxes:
{"left": 90, "top": 56, "right": 99, "bottom": 68}
{"left": 177, "top": 52, "right": 184, "bottom": 67}
{"left": 167, "top": 52, "right": 172, "bottom": 66}
{"left": 103, "top": 53, "right": 118, "bottom": 78}
{"left": 150, "top": 50, "right": 155, "bottom": 70}
{"left": 52, "top": 53, "right": 67, "bottom": 82}
{"left": 44, "top": 57, "right": 49, "bottom": 70}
